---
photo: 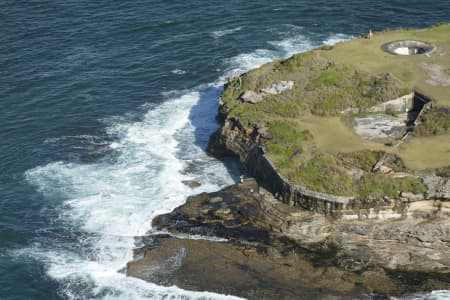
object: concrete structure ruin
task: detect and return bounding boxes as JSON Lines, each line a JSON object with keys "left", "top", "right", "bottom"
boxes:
{"left": 381, "top": 40, "right": 436, "bottom": 56}
{"left": 354, "top": 91, "right": 432, "bottom": 143}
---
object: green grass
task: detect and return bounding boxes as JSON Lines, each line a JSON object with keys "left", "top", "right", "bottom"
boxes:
{"left": 265, "top": 121, "right": 312, "bottom": 164}
{"left": 323, "top": 94, "right": 342, "bottom": 112}
{"left": 311, "top": 70, "right": 341, "bottom": 87}
{"left": 285, "top": 154, "right": 355, "bottom": 196}
{"left": 436, "top": 166, "right": 450, "bottom": 177}
{"left": 312, "top": 94, "right": 343, "bottom": 114}
{"left": 357, "top": 175, "right": 425, "bottom": 199}
{"left": 317, "top": 45, "right": 334, "bottom": 51}
{"left": 296, "top": 116, "right": 388, "bottom": 154}
{"left": 339, "top": 150, "right": 385, "bottom": 172}
{"left": 257, "top": 97, "right": 302, "bottom": 118}
{"left": 224, "top": 55, "right": 403, "bottom": 123}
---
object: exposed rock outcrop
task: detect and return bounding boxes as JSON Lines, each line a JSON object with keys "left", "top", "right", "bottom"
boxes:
{"left": 354, "top": 114, "right": 408, "bottom": 142}
{"left": 260, "top": 80, "right": 294, "bottom": 95}
{"left": 366, "top": 93, "right": 413, "bottom": 113}
{"left": 239, "top": 90, "right": 263, "bottom": 104}
{"left": 128, "top": 179, "right": 450, "bottom": 299}
{"left": 237, "top": 81, "right": 295, "bottom": 104}
{"left": 181, "top": 180, "right": 201, "bottom": 189}
{"left": 423, "top": 175, "right": 450, "bottom": 200}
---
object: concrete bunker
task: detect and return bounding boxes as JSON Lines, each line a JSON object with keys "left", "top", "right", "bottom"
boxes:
{"left": 354, "top": 91, "right": 432, "bottom": 143}
{"left": 407, "top": 91, "right": 432, "bottom": 125}
{"left": 381, "top": 40, "right": 436, "bottom": 56}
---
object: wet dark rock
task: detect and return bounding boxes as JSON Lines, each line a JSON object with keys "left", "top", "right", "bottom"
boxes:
{"left": 181, "top": 180, "right": 201, "bottom": 189}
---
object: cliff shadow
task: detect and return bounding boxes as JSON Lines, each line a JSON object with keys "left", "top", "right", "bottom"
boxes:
{"left": 186, "top": 84, "right": 242, "bottom": 182}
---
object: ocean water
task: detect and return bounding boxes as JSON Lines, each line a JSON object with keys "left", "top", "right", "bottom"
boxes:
{"left": 1, "top": 1, "right": 449, "bottom": 299}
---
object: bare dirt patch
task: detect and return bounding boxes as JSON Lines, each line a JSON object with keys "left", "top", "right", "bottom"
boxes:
{"left": 422, "top": 63, "right": 450, "bottom": 86}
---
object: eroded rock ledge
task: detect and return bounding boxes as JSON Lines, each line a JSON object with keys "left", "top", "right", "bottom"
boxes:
{"left": 127, "top": 179, "right": 450, "bottom": 299}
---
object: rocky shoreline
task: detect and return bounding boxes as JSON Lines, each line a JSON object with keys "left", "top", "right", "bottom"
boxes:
{"left": 124, "top": 82, "right": 450, "bottom": 299}
{"left": 127, "top": 179, "right": 450, "bottom": 299}
{"left": 126, "top": 25, "right": 450, "bottom": 298}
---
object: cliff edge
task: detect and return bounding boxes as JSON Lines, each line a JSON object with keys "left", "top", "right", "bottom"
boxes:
{"left": 207, "top": 24, "right": 450, "bottom": 216}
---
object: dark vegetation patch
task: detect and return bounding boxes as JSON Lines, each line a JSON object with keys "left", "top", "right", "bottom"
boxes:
{"left": 256, "top": 97, "right": 302, "bottom": 118}
{"left": 357, "top": 175, "right": 425, "bottom": 199}
{"left": 436, "top": 166, "right": 450, "bottom": 178}
{"left": 339, "top": 150, "right": 385, "bottom": 172}
{"left": 317, "top": 45, "right": 334, "bottom": 51}
{"left": 414, "top": 106, "right": 450, "bottom": 136}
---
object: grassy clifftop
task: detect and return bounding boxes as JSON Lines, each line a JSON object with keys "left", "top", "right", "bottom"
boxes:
{"left": 220, "top": 24, "right": 450, "bottom": 197}
{"left": 321, "top": 24, "right": 450, "bottom": 106}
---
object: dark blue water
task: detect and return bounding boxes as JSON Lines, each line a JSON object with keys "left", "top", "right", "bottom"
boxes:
{"left": 1, "top": 1, "right": 449, "bottom": 299}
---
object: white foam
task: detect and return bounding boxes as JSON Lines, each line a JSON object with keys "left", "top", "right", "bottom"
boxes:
{"left": 268, "top": 34, "right": 315, "bottom": 57}
{"left": 171, "top": 69, "right": 187, "bottom": 75}
{"left": 24, "top": 89, "right": 241, "bottom": 299}
{"left": 210, "top": 27, "right": 242, "bottom": 39}
{"left": 225, "top": 32, "right": 351, "bottom": 79}
{"left": 222, "top": 33, "right": 315, "bottom": 80}
{"left": 171, "top": 233, "right": 228, "bottom": 242}
{"left": 16, "top": 246, "right": 242, "bottom": 300}
{"left": 223, "top": 48, "right": 276, "bottom": 75}
{"left": 323, "top": 33, "right": 354, "bottom": 46}
{"left": 392, "top": 290, "right": 450, "bottom": 300}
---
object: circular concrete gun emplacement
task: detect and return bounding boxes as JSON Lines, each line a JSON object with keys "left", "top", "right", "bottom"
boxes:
{"left": 381, "top": 40, "right": 436, "bottom": 55}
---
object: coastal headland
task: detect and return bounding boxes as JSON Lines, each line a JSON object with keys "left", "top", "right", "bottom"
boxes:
{"left": 127, "top": 24, "right": 450, "bottom": 299}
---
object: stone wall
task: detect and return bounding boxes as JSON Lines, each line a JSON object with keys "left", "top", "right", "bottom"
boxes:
{"left": 366, "top": 93, "right": 414, "bottom": 113}
{"left": 208, "top": 119, "right": 365, "bottom": 217}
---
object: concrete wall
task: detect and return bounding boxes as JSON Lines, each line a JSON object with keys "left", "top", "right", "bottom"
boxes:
{"left": 367, "top": 93, "right": 414, "bottom": 113}
{"left": 243, "top": 142, "right": 355, "bottom": 217}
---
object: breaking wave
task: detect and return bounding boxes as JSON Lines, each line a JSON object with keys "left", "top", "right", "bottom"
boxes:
{"left": 210, "top": 27, "right": 242, "bottom": 39}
